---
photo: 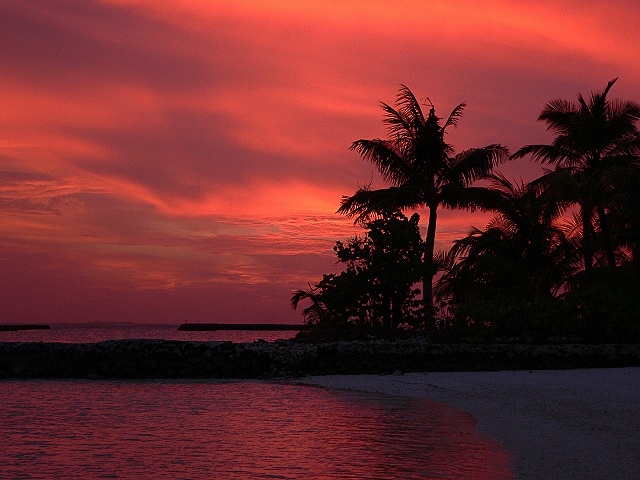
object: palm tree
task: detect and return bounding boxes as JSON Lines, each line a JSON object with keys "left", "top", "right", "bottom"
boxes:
{"left": 512, "top": 78, "right": 640, "bottom": 274}
{"left": 338, "top": 85, "right": 508, "bottom": 326}
{"left": 607, "top": 163, "right": 640, "bottom": 265}
{"left": 437, "top": 173, "right": 578, "bottom": 302}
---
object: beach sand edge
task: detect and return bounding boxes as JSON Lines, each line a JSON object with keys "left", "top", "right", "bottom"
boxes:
{"left": 299, "top": 368, "right": 640, "bottom": 480}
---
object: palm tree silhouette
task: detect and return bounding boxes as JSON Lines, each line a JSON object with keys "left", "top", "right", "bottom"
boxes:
{"left": 512, "top": 78, "right": 640, "bottom": 274}
{"left": 607, "top": 164, "right": 640, "bottom": 266}
{"left": 338, "top": 85, "right": 508, "bottom": 326}
{"left": 437, "top": 173, "right": 578, "bottom": 302}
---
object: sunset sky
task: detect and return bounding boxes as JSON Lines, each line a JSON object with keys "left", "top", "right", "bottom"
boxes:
{"left": 2, "top": 0, "right": 639, "bottom": 325}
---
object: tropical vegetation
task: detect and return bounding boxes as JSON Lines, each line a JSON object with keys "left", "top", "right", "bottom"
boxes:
{"left": 292, "top": 211, "right": 423, "bottom": 340}
{"left": 512, "top": 78, "right": 640, "bottom": 274}
{"left": 336, "top": 85, "right": 508, "bottom": 324}
{"left": 293, "top": 81, "right": 640, "bottom": 343}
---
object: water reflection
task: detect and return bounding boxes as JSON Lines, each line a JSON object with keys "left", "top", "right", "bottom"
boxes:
{"left": 0, "top": 380, "right": 513, "bottom": 479}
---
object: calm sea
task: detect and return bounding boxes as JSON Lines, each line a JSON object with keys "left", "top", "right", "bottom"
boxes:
{"left": 0, "top": 324, "right": 514, "bottom": 479}
{"left": 0, "top": 380, "right": 513, "bottom": 479}
{"left": 0, "top": 323, "right": 297, "bottom": 344}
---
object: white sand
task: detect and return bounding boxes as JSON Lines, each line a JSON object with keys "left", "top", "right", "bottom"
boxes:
{"left": 299, "top": 368, "right": 640, "bottom": 479}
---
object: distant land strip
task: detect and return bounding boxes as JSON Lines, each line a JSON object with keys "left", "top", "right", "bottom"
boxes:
{"left": 177, "top": 323, "right": 303, "bottom": 331}
{"left": 0, "top": 324, "right": 51, "bottom": 331}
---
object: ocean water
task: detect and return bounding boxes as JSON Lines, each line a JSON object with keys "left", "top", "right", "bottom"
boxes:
{"left": 0, "top": 380, "right": 514, "bottom": 479}
{"left": 0, "top": 325, "right": 515, "bottom": 478}
{"left": 0, "top": 323, "right": 297, "bottom": 344}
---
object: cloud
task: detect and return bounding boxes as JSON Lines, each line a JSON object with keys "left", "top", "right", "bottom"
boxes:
{"left": 1, "top": 0, "right": 639, "bottom": 323}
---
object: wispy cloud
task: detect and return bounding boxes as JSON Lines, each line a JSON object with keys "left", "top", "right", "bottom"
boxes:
{"left": 1, "top": 0, "right": 638, "bottom": 323}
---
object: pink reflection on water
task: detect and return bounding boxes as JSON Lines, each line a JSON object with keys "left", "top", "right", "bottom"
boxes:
{"left": 0, "top": 380, "right": 514, "bottom": 479}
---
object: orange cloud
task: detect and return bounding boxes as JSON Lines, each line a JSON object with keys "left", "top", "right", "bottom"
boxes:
{"left": 1, "top": 0, "right": 639, "bottom": 324}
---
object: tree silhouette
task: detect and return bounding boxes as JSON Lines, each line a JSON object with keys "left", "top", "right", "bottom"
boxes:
{"left": 338, "top": 85, "right": 508, "bottom": 326}
{"left": 607, "top": 162, "right": 640, "bottom": 266}
{"left": 437, "top": 173, "right": 578, "bottom": 303}
{"left": 292, "top": 211, "right": 423, "bottom": 335}
{"left": 512, "top": 79, "right": 640, "bottom": 274}
{"left": 433, "top": 174, "right": 580, "bottom": 339}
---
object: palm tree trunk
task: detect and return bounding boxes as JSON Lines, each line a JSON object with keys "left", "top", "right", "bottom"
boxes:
{"left": 423, "top": 205, "right": 438, "bottom": 327}
{"left": 597, "top": 206, "right": 616, "bottom": 267}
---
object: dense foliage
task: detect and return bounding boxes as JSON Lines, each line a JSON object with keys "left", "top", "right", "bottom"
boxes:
{"left": 294, "top": 82, "right": 640, "bottom": 343}
{"left": 337, "top": 85, "right": 507, "bottom": 322}
{"left": 292, "top": 211, "right": 423, "bottom": 340}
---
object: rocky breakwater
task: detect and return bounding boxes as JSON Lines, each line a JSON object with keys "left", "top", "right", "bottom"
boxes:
{"left": 2, "top": 339, "right": 640, "bottom": 379}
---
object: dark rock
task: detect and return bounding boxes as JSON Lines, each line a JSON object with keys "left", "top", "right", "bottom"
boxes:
{"left": 1, "top": 339, "right": 640, "bottom": 379}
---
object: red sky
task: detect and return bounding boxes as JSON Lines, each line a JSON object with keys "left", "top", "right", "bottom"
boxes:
{"left": 1, "top": 0, "right": 639, "bottom": 324}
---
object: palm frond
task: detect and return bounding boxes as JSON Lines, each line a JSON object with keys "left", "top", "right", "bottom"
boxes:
{"left": 396, "top": 84, "right": 425, "bottom": 126}
{"left": 291, "top": 287, "right": 317, "bottom": 310}
{"left": 337, "top": 185, "right": 424, "bottom": 224}
{"left": 445, "top": 227, "right": 484, "bottom": 260}
{"left": 448, "top": 145, "right": 509, "bottom": 183}
{"left": 510, "top": 143, "right": 582, "bottom": 165}
{"left": 350, "top": 138, "right": 411, "bottom": 185}
{"left": 381, "top": 102, "right": 416, "bottom": 141}
{"left": 610, "top": 99, "right": 640, "bottom": 123}
{"left": 439, "top": 184, "right": 500, "bottom": 211}
{"left": 444, "top": 103, "right": 466, "bottom": 129}
{"left": 539, "top": 99, "right": 577, "bottom": 134}
{"left": 432, "top": 250, "right": 455, "bottom": 272}
{"left": 603, "top": 77, "right": 618, "bottom": 98}
{"left": 486, "top": 171, "right": 519, "bottom": 195}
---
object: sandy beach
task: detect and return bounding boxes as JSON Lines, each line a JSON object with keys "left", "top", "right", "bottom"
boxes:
{"left": 300, "top": 367, "right": 640, "bottom": 480}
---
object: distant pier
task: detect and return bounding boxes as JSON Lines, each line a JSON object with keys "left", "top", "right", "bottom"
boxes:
{"left": 177, "top": 323, "right": 302, "bottom": 331}
{"left": 0, "top": 324, "right": 51, "bottom": 332}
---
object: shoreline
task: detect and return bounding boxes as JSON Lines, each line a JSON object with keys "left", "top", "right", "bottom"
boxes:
{"left": 2, "top": 338, "right": 639, "bottom": 478}
{"left": 298, "top": 368, "right": 640, "bottom": 480}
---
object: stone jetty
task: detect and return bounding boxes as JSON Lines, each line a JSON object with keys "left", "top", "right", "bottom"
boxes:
{"left": 0, "top": 324, "right": 51, "bottom": 331}
{"left": 2, "top": 339, "right": 640, "bottom": 379}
